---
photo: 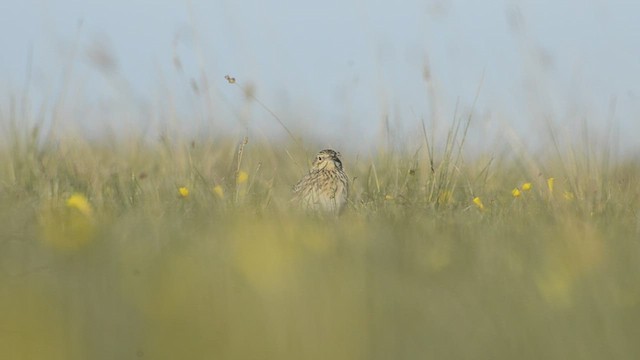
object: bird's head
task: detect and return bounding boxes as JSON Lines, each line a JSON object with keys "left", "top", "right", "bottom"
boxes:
{"left": 312, "top": 149, "right": 343, "bottom": 171}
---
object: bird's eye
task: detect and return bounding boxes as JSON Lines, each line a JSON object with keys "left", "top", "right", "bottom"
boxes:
{"left": 318, "top": 156, "right": 322, "bottom": 161}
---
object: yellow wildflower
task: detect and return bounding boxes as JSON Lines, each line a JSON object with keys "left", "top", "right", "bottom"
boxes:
{"left": 66, "top": 193, "right": 93, "bottom": 217}
{"left": 213, "top": 185, "right": 225, "bottom": 199}
{"left": 563, "top": 191, "right": 574, "bottom": 201}
{"left": 512, "top": 188, "right": 521, "bottom": 198}
{"left": 41, "top": 194, "right": 95, "bottom": 250}
{"left": 473, "top": 197, "right": 484, "bottom": 210}
{"left": 236, "top": 171, "right": 249, "bottom": 184}
{"left": 178, "top": 187, "right": 189, "bottom": 198}
{"left": 384, "top": 194, "right": 394, "bottom": 200}
{"left": 522, "top": 182, "right": 532, "bottom": 191}
{"left": 547, "top": 177, "right": 555, "bottom": 193}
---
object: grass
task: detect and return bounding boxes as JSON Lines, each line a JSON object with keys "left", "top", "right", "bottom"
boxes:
{"left": 1, "top": 120, "right": 639, "bottom": 360}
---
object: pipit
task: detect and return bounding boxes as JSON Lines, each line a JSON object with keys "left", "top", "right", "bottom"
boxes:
{"left": 293, "top": 149, "right": 349, "bottom": 214}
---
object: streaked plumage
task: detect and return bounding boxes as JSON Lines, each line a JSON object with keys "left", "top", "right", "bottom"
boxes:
{"left": 293, "top": 149, "right": 349, "bottom": 214}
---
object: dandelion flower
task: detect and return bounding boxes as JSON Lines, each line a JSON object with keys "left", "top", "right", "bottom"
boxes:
{"left": 66, "top": 193, "right": 93, "bottom": 217}
{"left": 41, "top": 195, "right": 95, "bottom": 250}
{"left": 178, "top": 187, "right": 189, "bottom": 198}
{"left": 473, "top": 196, "right": 484, "bottom": 210}
{"left": 547, "top": 177, "right": 555, "bottom": 193}
{"left": 522, "top": 182, "right": 532, "bottom": 191}
{"left": 512, "top": 188, "right": 522, "bottom": 198}
{"left": 236, "top": 171, "right": 249, "bottom": 184}
{"left": 213, "top": 185, "right": 224, "bottom": 199}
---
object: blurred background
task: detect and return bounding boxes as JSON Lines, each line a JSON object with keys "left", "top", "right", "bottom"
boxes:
{"left": 2, "top": 0, "right": 640, "bottom": 154}
{"left": 2, "top": 1, "right": 640, "bottom": 359}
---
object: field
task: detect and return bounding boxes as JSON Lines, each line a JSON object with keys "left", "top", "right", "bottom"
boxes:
{"left": 1, "top": 117, "right": 640, "bottom": 359}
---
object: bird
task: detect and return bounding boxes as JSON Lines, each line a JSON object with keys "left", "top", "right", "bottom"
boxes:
{"left": 292, "top": 149, "right": 349, "bottom": 214}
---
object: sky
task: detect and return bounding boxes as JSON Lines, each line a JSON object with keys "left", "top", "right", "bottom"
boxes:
{"left": 2, "top": 0, "right": 639, "bottom": 154}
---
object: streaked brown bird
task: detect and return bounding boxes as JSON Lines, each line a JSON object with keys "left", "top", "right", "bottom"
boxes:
{"left": 293, "top": 149, "right": 349, "bottom": 214}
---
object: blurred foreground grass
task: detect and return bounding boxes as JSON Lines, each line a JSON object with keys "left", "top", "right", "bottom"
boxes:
{"left": 1, "top": 133, "right": 639, "bottom": 359}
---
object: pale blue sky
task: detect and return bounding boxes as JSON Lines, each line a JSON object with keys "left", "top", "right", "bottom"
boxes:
{"left": 2, "top": 0, "right": 639, "bottom": 153}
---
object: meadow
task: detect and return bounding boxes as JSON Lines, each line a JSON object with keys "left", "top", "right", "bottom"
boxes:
{"left": 1, "top": 116, "right": 639, "bottom": 359}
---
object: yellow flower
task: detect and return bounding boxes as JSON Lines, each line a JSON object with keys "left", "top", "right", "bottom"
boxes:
{"left": 66, "top": 193, "right": 93, "bottom": 217}
{"left": 522, "top": 182, "right": 532, "bottom": 191}
{"left": 473, "top": 197, "right": 484, "bottom": 210}
{"left": 213, "top": 185, "right": 224, "bottom": 199}
{"left": 236, "top": 171, "right": 249, "bottom": 184}
{"left": 178, "top": 187, "right": 189, "bottom": 198}
{"left": 41, "top": 195, "right": 96, "bottom": 250}
{"left": 384, "top": 194, "right": 394, "bottom": 200}
{"left": 563, "top": 191, "right": 574, "bottom": 201}
{"left": 547, "top": 177, "right": 555, "bottom": 193}
{"left": 512, "top": 188, "right": 521, "bottom": 198}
